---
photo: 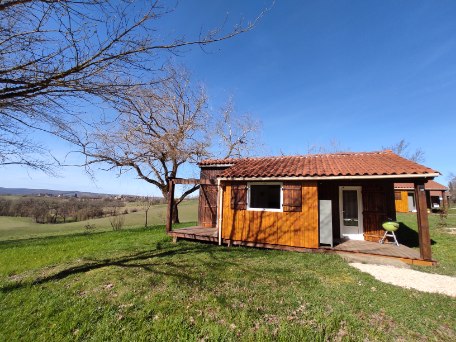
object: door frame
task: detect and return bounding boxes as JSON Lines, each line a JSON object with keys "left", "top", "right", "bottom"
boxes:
{"left": 339, "top": 186, "right": 364, "bottom": 240}
{"left": 407, "top": 192, "right": 416, "bottom": 212}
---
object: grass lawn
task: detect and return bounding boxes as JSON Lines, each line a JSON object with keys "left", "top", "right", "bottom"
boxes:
{"left": 396, "top": 212, "right": 456, "bottom": 276}
{"left": 0, "top": 200, "right": 197, "bottom": 241}
{"left": 1, "top": 223, "right": 455, "bottom": 341}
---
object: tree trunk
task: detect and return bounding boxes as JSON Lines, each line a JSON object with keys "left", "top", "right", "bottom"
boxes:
{"left": 172, "top": 202, "right": 180, "bottom": 224}
{"left": 163, "top": 186, "right": 180, "bottom": 225}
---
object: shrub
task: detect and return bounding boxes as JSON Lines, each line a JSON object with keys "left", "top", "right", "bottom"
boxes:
{"left": 84, "top": 223, "right": 97, "bottom": 232}
{"left": 438, "top": 207, "right": 448, "bottom": 228}
{"left": 110, "top": 215, "right": 125, "bottom": 231}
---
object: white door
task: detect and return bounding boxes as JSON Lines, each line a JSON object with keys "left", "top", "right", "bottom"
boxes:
{"left": 339, "top": 186, "right": 363, "bottom": 240}
{"left": 407, "top": 192, "right": 416, "bottom": 212}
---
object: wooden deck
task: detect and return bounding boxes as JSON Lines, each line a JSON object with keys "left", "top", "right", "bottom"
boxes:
{"left": 330, "top": 240, "right": 434, "bottom": 265}
{"left": 332, "top": 240, "right": 420, "bottom": 259}
{"left": 169, "top": 226, "right": 218, "bottom": 243}
{"left": 168, "top": 227, "right": 435, "bottom": 266}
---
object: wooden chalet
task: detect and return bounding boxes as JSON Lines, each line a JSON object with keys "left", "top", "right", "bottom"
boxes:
{"left": 167, "top": 150, "right": 440, "bottom": 266}
{"left": 394, "top": 180, "right": 448, "bottom": 213}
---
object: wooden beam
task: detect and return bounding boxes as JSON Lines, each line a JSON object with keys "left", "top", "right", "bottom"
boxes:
{"left": 166, "top": 180, "right": 175, "bottom": 233}
{"left": 414, "top": 182, "right": 432, "bottom": 260}
{"left": 442, "top": 190, "right": 447, "bottom": 209}
{"left": 171, "top": 178, "right": 200, "bottom": 185}
{"left": 170, "top": 178, "right": 216, "bottom": 185}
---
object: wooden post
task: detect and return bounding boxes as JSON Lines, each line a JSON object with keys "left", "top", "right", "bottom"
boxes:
{"left": 441, "top": 190, "right": 447, "bottom": 209}
{"left": 166, "top": 180, "right": 175, "bottom": 233}
{"left": 414, "top": 181, "right": 432, "bottom": 260}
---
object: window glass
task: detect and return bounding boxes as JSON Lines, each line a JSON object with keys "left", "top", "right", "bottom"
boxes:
{"left": 249, "top": 184, "right": 281, "bottom": 209}
{"left": 342, "top": 190, "right": 358, "bottom": 226}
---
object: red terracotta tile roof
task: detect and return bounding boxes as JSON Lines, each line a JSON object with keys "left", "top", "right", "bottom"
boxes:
{"left": 200, "top": 151, "right": 439, "bottom": 178}
{"left": 395, "top": 180, "right": 448, "bottom": 191}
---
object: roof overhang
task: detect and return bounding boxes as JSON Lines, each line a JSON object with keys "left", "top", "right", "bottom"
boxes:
{"left": 217, "top": 173, "right": 440, "bottom": 181}
{"left": 200, "top": 164, "right": 235, "bottom": 168}
{"left": 395, "top": 186, "right": 448, "bottom": 191}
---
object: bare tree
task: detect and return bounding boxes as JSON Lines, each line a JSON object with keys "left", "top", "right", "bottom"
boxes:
{"left": 0, "top": 0, "right": 263, "bottom": 172}
{"left": 140, "top": 196, "right": 154, "bottom": 228}
{"left": 75, "top": 67, "right": 259, "bottom": 223}
{"left": 449, "top": 173, "right": 456, "bottom": 206}
{"left": 383, "top": 139, "right": 425, "bottom": 163}
{"left": 215, "top": 99, "right": 261, "bottom": 158}
{"left": 306, "top": 139, "right": 346, "bottom": 155}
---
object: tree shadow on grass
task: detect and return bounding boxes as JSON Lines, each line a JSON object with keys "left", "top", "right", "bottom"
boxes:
{"left": 1, "top": 219, "right": 313, "bottom": 295}
{"left": 0, "top": 240, "right": 262, "bottom": 293}
{"left": 0, "top": 244, "right": 198, "bottom": 292}
{"left": 0, "top": 230, "right": 112, "bottom": 248}
{"left": 396, "top": 222, "right": 437, "bottom": 248}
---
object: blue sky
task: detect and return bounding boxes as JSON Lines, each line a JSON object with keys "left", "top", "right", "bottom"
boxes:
{"left": 2, "top": 0, "right": 456, "bottom": 195}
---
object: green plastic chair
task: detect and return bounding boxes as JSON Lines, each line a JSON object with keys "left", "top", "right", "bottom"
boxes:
{"left": 379, "top": 221, "right": 400, "bottom": 246}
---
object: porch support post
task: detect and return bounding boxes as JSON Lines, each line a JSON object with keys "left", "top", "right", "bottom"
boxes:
{"left": 166, "top": 179, "right": 175, "bottom": 233}
{"left": 217, "top": 179, "right": 223, "bottom": 246}
{"left": 414, "top": 181, "right": 432, "bottom": 260}
{"left": 442, "top": 191, "right": 447, "bottom": 209}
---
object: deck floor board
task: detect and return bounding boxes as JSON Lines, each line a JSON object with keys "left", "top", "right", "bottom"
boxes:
{"left": 169, "top": 226, "right": 426, "bottom": 262}
{"left": 332, "top": 239, "right": 420, "bottom": 260}
{"left": 169, "top": 226, "right": 218, "bottom": 242}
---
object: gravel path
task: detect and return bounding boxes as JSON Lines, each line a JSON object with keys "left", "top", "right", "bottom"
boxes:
{"left": 350, "top": 263, "right": 456, "bottom": 297}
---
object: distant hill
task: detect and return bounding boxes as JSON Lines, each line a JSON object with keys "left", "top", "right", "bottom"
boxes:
{"left": 0, "top": 187, "right": 115, "bottom": 198}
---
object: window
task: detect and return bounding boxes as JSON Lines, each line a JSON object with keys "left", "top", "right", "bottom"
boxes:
{"left": 248, "top": 183, "right": 282, "bottom": 211}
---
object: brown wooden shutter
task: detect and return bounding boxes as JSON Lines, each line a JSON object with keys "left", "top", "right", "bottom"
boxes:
{"left": 282, "top": 183, "right": 302, "bottom": 212}
{"left": 231, "top": 183, "right": 247, "bottom": 210}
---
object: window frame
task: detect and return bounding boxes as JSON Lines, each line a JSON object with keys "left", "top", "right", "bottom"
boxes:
{"left": 247, "top": 182, "right": 283, "bottom": 212}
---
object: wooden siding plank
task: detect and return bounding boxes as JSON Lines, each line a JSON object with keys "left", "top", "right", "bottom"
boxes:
{"left": 276, "top": 212, "right": 289, "bottom": 246}
{"left": 222, "top": 185, "right": 233, "bottom": 240}
{"left": 198, "top": 167, "right": 229, "bottom": 227}
{"left": 222, "top": 181, "right": 319, "bottom": 248}
{"left": 290, "top": 212, "right": 301, "bottom": 247}
{"left": 302, "top": 182, "right": 319, "bottom": 248}
{"left": 304, "top": 181, "right": 319, "bottom": 247}
{"left": 395, "top": 191, "right": 409, "bottom": 213}
{"left": 236, "top": 208, "right": 245, "bottom": 241}
{"left": 304, "top": 182, "right": 311, "bottom": 247}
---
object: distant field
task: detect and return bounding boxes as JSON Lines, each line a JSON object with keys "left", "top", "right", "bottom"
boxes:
{"left": 0, "top": 200, "right": 197, "bottom": 241}
{"left": 0, "top": 195, "right": 23, "bottom": 201}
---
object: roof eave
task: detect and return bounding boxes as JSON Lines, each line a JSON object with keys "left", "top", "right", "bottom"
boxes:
{"left": 199, "top": 163, "right": 235, "bottom": 168}
{"left": 395, "top": 187, "right": 448, "bottom": 191}
{"left": 218, "top": 173, "right": 440, "bottom": 181}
